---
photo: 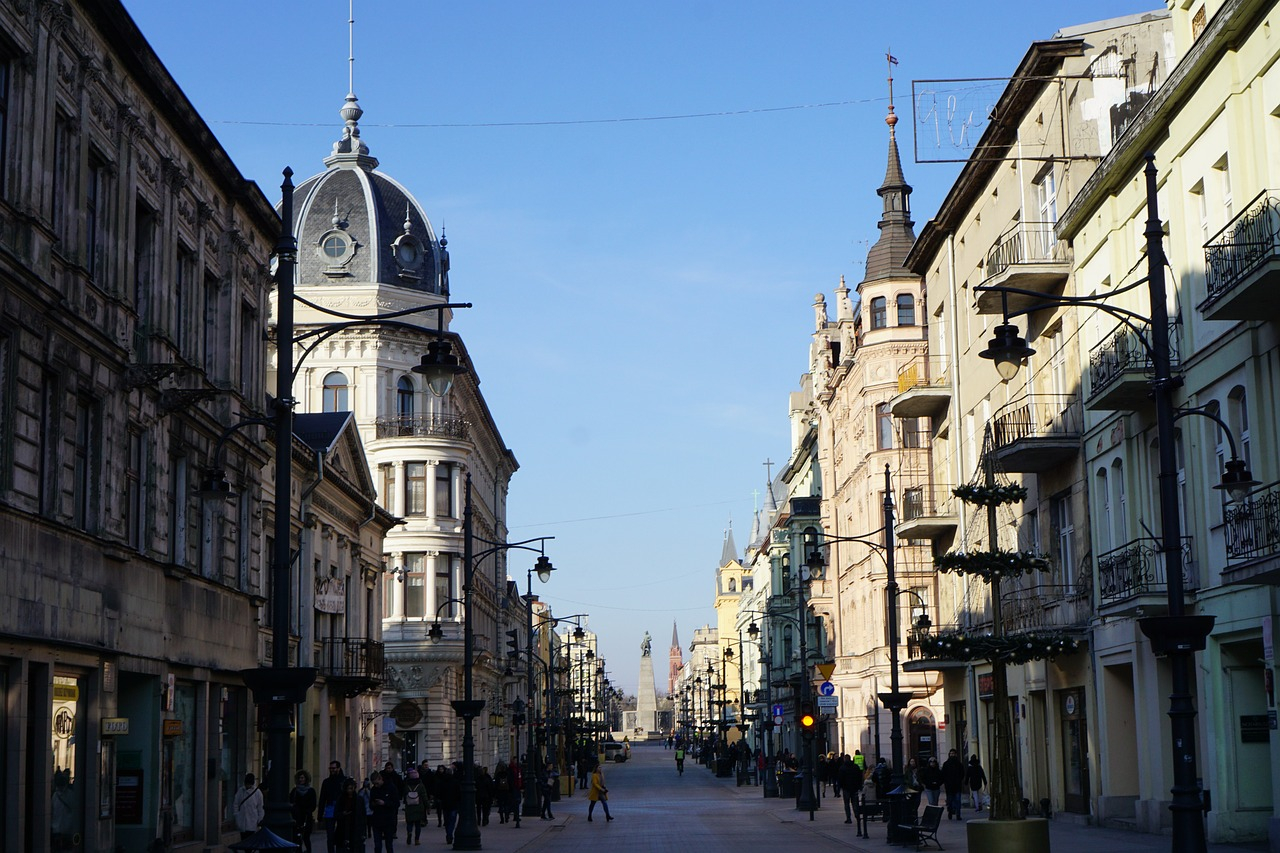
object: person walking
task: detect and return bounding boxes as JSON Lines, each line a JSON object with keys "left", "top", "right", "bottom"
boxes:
{"left": 538, "top": 764, "right": 555, "bottom": 820}
{"left": 940, "top": 749, "right": 966, "bottom": 820}
{"left": 967, "top": 754, "right": 988, "bottom": 811}
{"left": 586, "top": 763, "right": 613, "bottom": 822}
{"left": 919, "top": 756, "right": 943, "bottom": 806}
{"left": 904, "top": 757, "right": 922, "bottom": 793}
{"left": 369, "top": 771, "right": 399, "bottom": 853}
{"left": 837, "top": 754, "right": 861, "bottom": 824}
{"left": 291, "top": 770, "right": 318, "bottom": 853}
{"left": 403, "top": 767, "right": 428, "bottom": 845}
{"left": 507, "top": 760, "right": 523, "bottom": 829}
{"left": 334, "top": 778, "right": 366, "bottom": 853}
{"left": 439, "top": 763, "right": 462, "bottom": 844}
{"left": 674, "top": 745, "right": 685, "bottom": 775}
{"left": 475, "top": 765, "right": 495, "bottom": 827}
{"left": 493, "top": 762, "right": 512, "bottom": 825}
{"left": 233, "top": 773, "right": 263, "bottom": 840}
{"left": 318, "top": 761, "right": 349, "bottom": 853}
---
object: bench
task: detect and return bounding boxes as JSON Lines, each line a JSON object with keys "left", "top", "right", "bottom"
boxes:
{"left": 896, "top": 804, "right": 944, "bottom": 850}
{"left": 855, "top": 795, "right": 889, "bottom": 838}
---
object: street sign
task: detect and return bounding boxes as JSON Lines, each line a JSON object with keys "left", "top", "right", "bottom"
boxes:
{"left": 816, "top": 695, "right": 838, "bottom": 711}
{"left": 773, "top": 715, "right": 784, "bottom": 726}
{"left": 816, "top": 663, "right": 836, "bottom": 681}
{"left": 818, "top": 681, "right": 835, "bottom": 696}
{"left": 772, "top": 704, "right": 785, "bottom": 718}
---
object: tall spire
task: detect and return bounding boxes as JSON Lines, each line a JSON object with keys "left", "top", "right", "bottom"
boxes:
{"left": 325, "top": 0, "right": 378, "bottom": 169}
{"left": 671, "top": 620, "right": 680, "bottom": 650}
{"left": 720, "top": 524, "right": 739, "bottom": 567}
{"left": 864, "top": 51, "right": 915, "bottom": 281}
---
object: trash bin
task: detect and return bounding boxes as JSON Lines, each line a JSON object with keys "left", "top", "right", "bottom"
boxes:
{"left": 884, "top": 785, "right": 920, "bottom": 844}
{"left": 715, "top": 756, "right": 734, "bottom": 777}
{"left": 778, "top": 770, "right": 797, "bottom": 798}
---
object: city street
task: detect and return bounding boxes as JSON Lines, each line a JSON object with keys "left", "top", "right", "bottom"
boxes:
{"left": 358, "top": 742, "right": 1268, "bottom": 853}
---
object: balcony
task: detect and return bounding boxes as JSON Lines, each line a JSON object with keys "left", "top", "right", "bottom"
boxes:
{"left": 319, "top": 637, "right": 386, "bottom": 697}
{"left": 890, "top": 355, "right": 951, "bottom": 419}
{"left": 1200, "top": 189, "right": 1280, "bottom": 321}
{"left": 975, "top": 221, "right": 1070, "bottom": 314}
{"left": 1222, "top": 481, "right": 1280, "bottom": 585}
{"left": 1086, "top": 321, "right": 1181, "bottom": 411}
{"left": 984, "top": 394, "right": 1081, "bottom": 473}
{"left": 896, "top": 483, "right": 960, "bottom": 541}
{"left": 1097, "top": 537, "right": 1197, "bottom": 616}
{"left": 374, "top": 414, "right": 469, "bottom": 440}
{"left": 1000, "top": 582, "right": 1092, "bottom": 633}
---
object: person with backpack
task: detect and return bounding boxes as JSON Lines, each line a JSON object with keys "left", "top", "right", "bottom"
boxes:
{"left": 233, "top": 772, "right": 263, "bottom": 840}
{"left": 402, "top": 767, "right": 428, "bottom": 845}
{"left": 674, "top": 744, "right": 685, "bottom": 775}
{"left": 967, "top": 753, "right": 988, "bottom": 812}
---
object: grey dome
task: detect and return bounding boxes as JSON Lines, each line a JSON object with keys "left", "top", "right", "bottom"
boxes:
{"left": 286, "top": 94, "right": 445, "bottom": 295}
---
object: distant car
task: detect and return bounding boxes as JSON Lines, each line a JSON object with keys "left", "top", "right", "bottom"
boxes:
{"left": 603, "top": 742, "right": 628, "bottom": 762}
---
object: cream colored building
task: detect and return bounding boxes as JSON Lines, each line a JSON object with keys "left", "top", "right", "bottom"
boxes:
{"left": 899, "top": 9, "right": 1174, "bottom": 823}
{"left": 1050, "top": 0, "right": 1280, "bottom": 841}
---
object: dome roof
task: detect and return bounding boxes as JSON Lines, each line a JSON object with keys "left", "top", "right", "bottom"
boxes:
{"left": 287, "top": 93, "right": 447, "bottom": 295}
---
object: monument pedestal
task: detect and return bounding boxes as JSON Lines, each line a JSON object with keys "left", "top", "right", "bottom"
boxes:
{"left": 637, "top": 652, "right": 657, "bottom": 734}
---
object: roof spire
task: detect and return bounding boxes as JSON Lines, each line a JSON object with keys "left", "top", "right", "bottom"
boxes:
{"left": 325, "top": 0, "right": 378, "bottom": 169}
{"left": 862, "top": 51, "right": 915, "bottom": 282}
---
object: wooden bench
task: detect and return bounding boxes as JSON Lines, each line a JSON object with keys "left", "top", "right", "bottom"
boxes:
{"left": 896, "top": 804, "right": 944, "bottom": 850}
{"left": 854, "top": 794, "right": 889, "bottom": 838}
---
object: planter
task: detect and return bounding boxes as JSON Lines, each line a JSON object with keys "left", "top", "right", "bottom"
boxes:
{"left": 967, "top": 817, "right": 1050, "bottom": 853}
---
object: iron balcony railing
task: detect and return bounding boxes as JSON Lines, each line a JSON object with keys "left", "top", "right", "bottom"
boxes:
{"left": 895, "top": 355, "right": 951, "bottom": 395}
{"left": 984, "top": 394, "right": 1082, "bottom": 454}
{"left": 900, "top": 483, "right": 958, "bottom": 523}
{"left": 1087, "top": 321, "right": 1181, "bottom": 401}
{"left": 374, "top": 414, "right": 469, "bottom": 440}
{"left": 1225, "top": 480, "right": 1280, "bottom": 563}
{"left": 319, "top": 637, "right": 386, "bottom": 685}
{"left": 1097, "top": 537, "right": 1197, "bottom": 604}
{"left": 984, "top": 221, "right": 1065, "bottom": 280}
{"left": 1000, "top": 581, "right": 1092, "bottom": 633}
{"left": 1204, "top": 189, "right": 1280, "bottom": 305}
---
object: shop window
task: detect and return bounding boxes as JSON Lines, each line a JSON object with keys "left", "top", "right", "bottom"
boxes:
{"left": 51, "top": 673, "right": 84, "bottom": 852}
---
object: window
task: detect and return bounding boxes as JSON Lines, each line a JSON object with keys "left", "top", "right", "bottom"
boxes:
{"left": 1112, "top": 459, "right": 1128, "bottom": 545}
{"left": 1095, "top": 468, "right": 1111, "bottom": 553}
{"left": 403, "top": 553, "right": 426, "bottom": 618}
{"left": 1050, "top": 490, "right": 1075, "bottom": 589}
{"left": 236, "top": 491, "right": 251, "bottom": 591}
{"left": 902, "top": 416, "right": 923, "bottom": 448}
{"left": 404, "top": 463, "right": 427, "bottom": 516}
{"left": 72, "top": 398, "right": 97, "bottom": 531}
{"left": 1191, "top": 180, "right": 1209, "bottom": 243}
{"left": 202, "top": 273, "right": 220, "bottom": 376}
{"left": 39, "top": 371, "right": 59, "bottom": 517}
{"left": 134, "top": 200, "right": 157, "bottom": 334}
{"left": 175, "top": 247, "right": 195, "bottom": 359}
{"left": 322, "top": 371, "right": 349, "bottom": 412}
{"left": 52, "top": 114, "right": 74, "bottom": 248}
{"left": 1192, "top": 5, "right": 1207, "bottom": 40}
{"left": 876, "top": 403, "right": 893, "bottom": 450}
{"left": 1034, "top": 169, "right": 1059, "bottom": 258}
{"left": 435, "top": 555, "right": 456, "bottom": 618}
{"left": 86, "top": 156, "right": 111, "bottom": 281}
{"left": 871, "top": 297, "right": 887, "bottom": 330}
{"left": 1228, "top": 386, "right": 1251, "bottom": 469}
{"left": 436, "top": 462, "right": 454, "bottom": 517}
{"left": 1023, "top": 508, "right": 1040, "bottom": 554}
{"left": 0, "top": 329, "right": 10, "bottom": 487}
{"left": 170, "top": 455, "right": 189, "bottom": 566}
{"left": 239, "top": 301, "right": 257, "bottom": 396}
{"left": 0, "top": 56, "right": 9, "bottom": 197}
{"left": 1216, "top": 157, "right": 1233, "bottom": 220}
{"left": 897, "top": 294, "right": 915, "bottom": 326}
{"left": 379, "top": 464, "right": 394, "bottom": 511}
{"left": 397, "top": 376, "right": 415, "bottom": 420}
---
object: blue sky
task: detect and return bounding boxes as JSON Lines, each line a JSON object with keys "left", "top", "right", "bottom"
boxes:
{"left": 123, "top": 0, "right": 1161, "bottom": 696}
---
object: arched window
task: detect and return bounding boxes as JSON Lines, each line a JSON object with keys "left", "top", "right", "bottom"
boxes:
{"left": 1095, "top": 468, "right": 1111, "bottom": 553}
{"left": 397, "top": 376, "right": 415, "bottom": 420}
{"left": 897, "top": 294, "right": 916, "bottom": 326}
{"left": 1228, "top": 385, "right": 1250, "bottom": 467}
{"left": 727, "top": 577, "right": 736, "bottom": 593}
{"left": 876, "top": 403, "right": 894, "bottom": 450}
{"left": 1112, "top": 459, "right": 1127, "bottom": 544}
{"left": 322, "top": 371, "right": 349, "bottom": 412}
{"left": 870, "top": 296, "right": 887, "bottom": 330}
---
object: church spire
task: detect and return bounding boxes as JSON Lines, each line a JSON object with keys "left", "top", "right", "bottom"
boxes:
{"left": 720, "top": 524, "right": 739, "bottom": 567}
{"left": 864, "top": 51, "right": 915, "bottom": 281}
{"left": 324, "top": 1, "right": 379, "bottom": 170}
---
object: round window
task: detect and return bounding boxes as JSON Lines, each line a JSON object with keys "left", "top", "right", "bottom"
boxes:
{"left": 322, "top": 233, "right": 349, "bottom": 259}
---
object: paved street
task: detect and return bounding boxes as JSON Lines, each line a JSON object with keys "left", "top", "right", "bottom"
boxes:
{"left": 329, "top": 742, "right": 1268, "bottom": 853}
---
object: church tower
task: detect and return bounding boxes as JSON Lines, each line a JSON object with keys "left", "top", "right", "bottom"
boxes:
{"left": 668, "top": 621, "right": 682, "bottom": 697}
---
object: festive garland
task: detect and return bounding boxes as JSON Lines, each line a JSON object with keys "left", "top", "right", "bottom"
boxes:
{"left": 934, "top": 549, "right": 1050, "bottom": 581}
{"left": 953, "top": 483, "right": 1028, "bottom": 506}
{"left": 915, "top": 630, "right": 1081, "bottom": 664}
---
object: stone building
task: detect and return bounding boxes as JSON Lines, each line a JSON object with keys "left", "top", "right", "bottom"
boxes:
{"left": 275, "top": 87, "right": 521, "bottom": 772}
{"left": 0, "top": 1, "right": 282, "bottom": 849}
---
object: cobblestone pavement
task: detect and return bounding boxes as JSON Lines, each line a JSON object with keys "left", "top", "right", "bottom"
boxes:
{"left": 308, "top": 742, "right": 1270, "bottom": 853}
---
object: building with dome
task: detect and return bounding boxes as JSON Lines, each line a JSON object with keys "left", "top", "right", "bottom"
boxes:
{"left": 276, "top": 90, "right": 520, "bottom": 771}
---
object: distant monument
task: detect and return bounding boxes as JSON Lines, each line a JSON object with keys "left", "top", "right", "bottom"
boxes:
{"left": 636, "top": 631, "right": 658, "bottom": 736}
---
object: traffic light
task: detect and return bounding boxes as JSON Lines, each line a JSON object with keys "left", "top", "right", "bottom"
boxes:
{"left": 798, "top": 701, "right": 817, "bottom": 738}
{"left": 505, "top": 629, "right": 519, "bottom": 658}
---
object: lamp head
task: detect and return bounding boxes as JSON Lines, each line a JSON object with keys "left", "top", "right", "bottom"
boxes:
{"left": 979, "top": 322, "right": 1036, "bottom": 382}
{"left": 1215, "top": 457, "right": 1261, "bottom": 503}
{"left": 427, "top": 621, "right": 444, "bottom": 643}
{"left": 724, "top": 646, "right": 734, "bottom": 661}
{"left": 804, "top": 547, "right": 826, "bottom": 581}
{"left": 747, "top": 622, "right": 760, "bottom": 639}
{"left": 197, "top": 468, "right": 234, "bottom": 501}
{"left": 533, "top": 554, "right": 554, "bottom": 583}
{"left": 573, "top": 625, "right": 585, "bottom": 642}
{"left": 413, "top": 338, "right": 462, "bottom": 397}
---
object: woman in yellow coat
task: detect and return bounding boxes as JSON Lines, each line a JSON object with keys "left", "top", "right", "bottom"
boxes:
{"left": 587, "top": 763, "right": 613, "bottom": 822}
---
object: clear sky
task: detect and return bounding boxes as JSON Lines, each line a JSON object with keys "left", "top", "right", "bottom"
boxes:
{"left": 122, "top": 0, "right": 1162, "bottom": 697}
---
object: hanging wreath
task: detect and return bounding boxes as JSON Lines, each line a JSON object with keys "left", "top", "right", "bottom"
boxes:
{"left": 915, "top": 630, "right": 1081, "bottom": 664}
{"left": 934, "top": 549, "right": 1050, "bottom": 581}
{"left": 953, "top": 483, "right": 1028, "bottom": 506}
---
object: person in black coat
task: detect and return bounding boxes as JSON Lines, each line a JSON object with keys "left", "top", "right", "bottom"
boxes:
{"left": 319, "top": 760, "right": 351, "bottom": 853}
{"left": 966, "top": 754, "right": 988, "bottom": 811}
{"left": 918, "top": 757, "right": 943, "bottom": 807}
{"left": 940, "top": 749, "right": 967, "bottom": 820}
{"left": 334, "top": 779, "right": 366, "bottom": 853}
{"left": 290, "top": 770, "right": 318, "bottom": 853}
{"left": 837, "top": 755, "right": 862, "bottom": 824}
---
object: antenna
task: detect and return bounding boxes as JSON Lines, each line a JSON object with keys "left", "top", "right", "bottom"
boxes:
{"left": 348, "top": 0, "right": 356, "bottom": 96}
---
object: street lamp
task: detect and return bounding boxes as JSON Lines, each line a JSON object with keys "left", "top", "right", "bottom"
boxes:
{"left": 232, "top": 170, "right": 469, "bottom": 841}
{"left": 974, "top": 155, "right": 1257, "bottom": 853}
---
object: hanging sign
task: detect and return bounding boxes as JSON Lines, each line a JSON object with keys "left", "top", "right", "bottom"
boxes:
{"left": 315, "top": 577, "right": 345, "bottom": 614}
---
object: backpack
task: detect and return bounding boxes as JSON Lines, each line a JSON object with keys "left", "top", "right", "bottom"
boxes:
{"left": 406, "top": 787, "right": 421, "bottom": 806}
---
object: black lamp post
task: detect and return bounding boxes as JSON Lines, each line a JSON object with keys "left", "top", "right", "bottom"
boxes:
{"left": 232, "top": 170, "right": 468, "bottom": 841}
{"left": 975, "top": 155, "right": 1258, "bottom": 853}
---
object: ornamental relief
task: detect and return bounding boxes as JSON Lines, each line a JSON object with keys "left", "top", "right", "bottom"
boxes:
{"left": 385, "top": 662, "right": 451, "bottom": 692}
